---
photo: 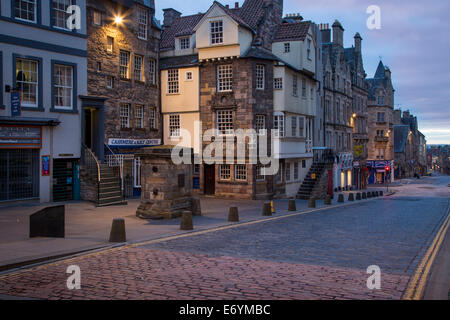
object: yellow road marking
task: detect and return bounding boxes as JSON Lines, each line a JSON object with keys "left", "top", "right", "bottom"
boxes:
{"left": 404, "top": 209, "right": 450, "bottom": 300}
{"left": 0, "top": 196, "right": 382, "bottom": 280}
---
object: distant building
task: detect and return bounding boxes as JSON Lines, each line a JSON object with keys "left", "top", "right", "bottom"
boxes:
{"left": 344, "top": 33, "right": 369, "bottom": 189}
{"left": 366, "top": 61, "right": 395, "bottom": 184}
{"left": 321, "top": 21, "right": 354, "bottom": 190}
{"left": 0, "top": 0, "right": 87, "bottom": 202}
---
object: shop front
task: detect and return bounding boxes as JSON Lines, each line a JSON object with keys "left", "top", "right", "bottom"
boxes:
{"left": 367, "top": 160, "right": 394, "bottom": 184}
{"left": 333, "top": 152, "right": 353, "bottom": 191}
{"left": 106, "top": 138, "right": 161, "bottom": 198}
{"left": 0, "top": 119, "right": 60, "bottom": 202}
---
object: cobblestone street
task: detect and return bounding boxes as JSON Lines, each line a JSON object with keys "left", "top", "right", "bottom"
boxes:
{"left": 0, "top": 175, "right": 448, "bottom": 300}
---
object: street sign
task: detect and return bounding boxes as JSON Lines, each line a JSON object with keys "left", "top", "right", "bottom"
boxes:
{"left": 11, "top": 91, "right": 21, "bottom": 116}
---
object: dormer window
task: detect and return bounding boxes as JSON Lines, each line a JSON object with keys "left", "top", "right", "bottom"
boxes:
{"left": 210, "top": 21, "right": 223, "bottom": 44}
{"left": 284, "top": 43, "right": 290, "bottom": 53}
{"left": 180, "top": 37, "right": 190, "bottom": 50}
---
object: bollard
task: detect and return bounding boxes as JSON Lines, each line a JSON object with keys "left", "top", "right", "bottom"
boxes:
{"left": 338, "top": 194, "right": 344, "bottom": 203}
{"left": 308, "top": 198, "right": 316, "bottom": 208}
{"left": 228, "top": 207, "right": 239, "bottom": 222}
{"left": 325, "top": 195, "right": 332, "bottom": 205}
{"left": 109, "top": 218, "right": 126, "bottom": 242}
{"left": 180, "top": 211, "right": 193, "bottom": 230}
{"left": 348, "top": 193, "right": 354, "bottom": 201}
{"left": 262, "top": 203, "right": 272, "bottom": 216}
{"left": 379, "top": 191, "right": 384, "bottom": 196}
{"left": 362, "top": 192, "right": 367, "bottom": 199}
{"left": 356, "top": 193, "right": 361, "bottom": 201}
{"left": 373, "top": 191, "right": 377, "bottom": 197}
{"left": 192, "top": 198, "right": 202, "bottom": 216}
{"left": 288, "top": 199, "right": 296, "bottom": 211}
{"left": 375, "top": 191, "right": 379, "bottom": 197}
{"left": 367, "top": 192, "right": 372, "bottom": 198}
{"left": 270, "top": 200, "right": 275, "bottom": 214}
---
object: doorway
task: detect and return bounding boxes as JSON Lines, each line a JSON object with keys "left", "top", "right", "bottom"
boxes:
{"left": 204, "top": 164, "right": 215, "bottom": 195}
{"left": 84, "top": 108, "right": 93, "bottom": 149}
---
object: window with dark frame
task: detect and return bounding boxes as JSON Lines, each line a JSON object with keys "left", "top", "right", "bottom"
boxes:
{"left": 14, "top": 0, "right": 37, "bottom": 23}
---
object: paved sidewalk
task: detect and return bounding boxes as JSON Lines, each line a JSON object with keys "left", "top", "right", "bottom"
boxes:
{"left": 0, "top": 190, "right": 384, "bottom": 270}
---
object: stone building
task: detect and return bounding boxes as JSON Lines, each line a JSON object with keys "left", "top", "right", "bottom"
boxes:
{"left": 344, "top": 33, "right": 369, "bottom": 189}
{"left": 393, "top": 109, "right": 427, "bottom": 178}
{"left": 366, "top": 61, "right": 395, "bottom": 184}
{"left": 160, "top": 0, "right": 285, "bottom": 200}
{"left": 321, "top": 21, "right": 354, "bottom": 190}
{"left": 85, "top": 0, "right": 162, "bottom": 199}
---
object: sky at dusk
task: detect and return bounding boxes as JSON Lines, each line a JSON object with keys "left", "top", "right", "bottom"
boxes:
{"left": 155, "top": 0, "right": 450, "bottom": 144}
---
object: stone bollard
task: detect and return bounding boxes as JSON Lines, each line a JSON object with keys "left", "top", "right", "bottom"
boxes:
{"left": 228, "top": 207, "right": 239, "bottom": 222}
{"left": 288, "top": 199, "right": 296, "bottom": 211}
{"left": 191, "top": 198, "right": 202, "bottom": 216}
{"left": 109, "top": 218, "right": 126, "bottom": 242}
{"left": 338, "top": 194, "right": 344, "bottom": 203}
{"left": 356, "top": 193, "right": 361, "bottom": 201}
{"left": 379, "top": 191, "right": 384, "bottom": 196}
{"left": 325, "top": 195, "right": 332, "bottom": 205}
{"left": 348, "top": 193, "right": 354, "bottom": 201}
{"left": 308, "top": 198, "right": 316, "bottom": 208}
{"left": 375, "top": 191, "right": 379, "bottom": 197}
{"left": 262, "top": 203, "right": 272, "bottom": 216}
{"left": 367, "top": 192, "right": 372, "bottom": 198}
{"left": 362, "top": 192, "right": 367, "bottom": 199}
{"left": 180, "top": 211, "right": 193, "bottom": 230}
{"left": 373, "top": 191, "right": 377, "bottom": 197}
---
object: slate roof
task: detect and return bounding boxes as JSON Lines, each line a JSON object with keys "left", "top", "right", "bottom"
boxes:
{"left": 273, "top": 21, "right": 311, "bottom": 42}
{"left": 394, "top": 125, "right": 410, "bottom": 153}
{"left": 160, "top": 13, "right": 204, "bottom": 51}
{"left": 374, "top": 61, "right": 386, "bottom": 79}
{"left": 159, "top": 55, "right": 199, "bottom": 69}
{"left": 242, "top": 46, "right": 280, "bottom": 61}
{"left": 160, "top": 0, "right": 266, "bottom": 51}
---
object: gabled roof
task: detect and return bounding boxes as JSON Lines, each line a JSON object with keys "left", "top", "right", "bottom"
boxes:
{"left": 160, "top": 0, "right": 267, "bottom": 51}
{"left": 273, "top": 21, "right": 311, "bottom": 43}
{"left": 394, "top": 125, "right": 410, "bottom": 153}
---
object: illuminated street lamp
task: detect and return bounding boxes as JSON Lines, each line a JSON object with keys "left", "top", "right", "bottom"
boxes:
{"left": 114, "top": 16, "right": 123, "bottom": 24}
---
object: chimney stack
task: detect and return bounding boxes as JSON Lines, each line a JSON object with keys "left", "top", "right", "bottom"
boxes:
{"left": 163, "top": 8, "right": 181, "bottom": 28}
{"left": 321, "top": 23, "right": 331, "bottom": 43}
{"left": 354, "top": 32, "right": 362, "bottom": 53}
{"left": 235, "top": 2, "right": 239, "bottom": 8}
{"left": 332, "top": 20, "right": 344, "bottom": 47}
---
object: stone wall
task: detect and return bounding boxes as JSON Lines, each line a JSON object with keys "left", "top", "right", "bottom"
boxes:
{"left": 199, "top": 58, "right": 275, "bottom": 199}
{"left": 86, "top": 0, "right": 161, "bottom": 143}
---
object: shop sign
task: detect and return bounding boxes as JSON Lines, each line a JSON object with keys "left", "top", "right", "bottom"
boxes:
{"left": 108, "top": 138, "right": 161, "bottom": 148}
{"left": 0, "top": 126, "right": 41, "bottom": 148}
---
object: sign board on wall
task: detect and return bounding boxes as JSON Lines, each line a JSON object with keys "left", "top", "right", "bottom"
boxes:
{"left": 108, "top": 138, "right": 161, "bottom": 148}
{"left": 0, "top": 125, "right": 41, "bottom": 148}
{"left": 42, "top": 155, "right": 51, "bottom": 176}
{"left": 11, "top": 91, "right": 21, "bottom": 116}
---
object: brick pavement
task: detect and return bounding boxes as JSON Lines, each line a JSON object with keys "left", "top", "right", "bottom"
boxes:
{"left": 0, "top": 247, "right": 409, "bottom": 300}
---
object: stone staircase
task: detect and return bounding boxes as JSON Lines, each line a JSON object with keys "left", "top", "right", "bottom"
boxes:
{"left": 296, "top": 163, "right": 328, "bottom": 200}
{"left": 81, "top": 146, "right": 126, "bottom": 207}
{"left": 98, "top": 164, "right": 127, "bottom": 207}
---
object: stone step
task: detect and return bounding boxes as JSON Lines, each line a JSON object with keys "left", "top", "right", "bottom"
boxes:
{"left": 98, "top": 196, "right": 126, "bottom": 206}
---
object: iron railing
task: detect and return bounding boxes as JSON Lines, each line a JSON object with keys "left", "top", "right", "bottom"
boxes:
{"left": 82, "top": 144, "right": 101, "bottom": 204}
{"left": 104, "top": 144, "right": 124, "bottom": 200}
{"left": 313, "top": 147, "right": 335, "bottom": 164}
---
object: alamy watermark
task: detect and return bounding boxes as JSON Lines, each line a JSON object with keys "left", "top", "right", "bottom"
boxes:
{"left": 66, "top": 265, "right": 81, "bottom": 290}
{"left": 366, "top": 5, "right": 381, "bottom": 30}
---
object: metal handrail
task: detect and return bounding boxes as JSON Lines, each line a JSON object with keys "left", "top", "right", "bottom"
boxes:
{"left": 104, "top": 143, "right": 124, "bottom": 199}
{"left": 82, "top": 144, "right": 101, "bottom": 182}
